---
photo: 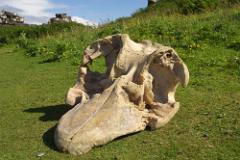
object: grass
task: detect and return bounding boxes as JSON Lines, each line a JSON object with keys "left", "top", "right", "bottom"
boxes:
{"left": 0, "top": 44, "right": 239, "bottom": 160}
{"left": 0, "top": 1, "right": 240, "bottom": 159}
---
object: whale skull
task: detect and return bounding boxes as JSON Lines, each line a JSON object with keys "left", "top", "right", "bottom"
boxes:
{"left": 54, "top": 34, "right": 189, "bottom": 155}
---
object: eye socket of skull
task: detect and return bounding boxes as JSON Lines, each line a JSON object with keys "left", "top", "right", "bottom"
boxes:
{"left": 166, "top": 51, "right": 172, "bottom": 58}
{"left": 152, "top": 50, "right": 173, "bottom": 66}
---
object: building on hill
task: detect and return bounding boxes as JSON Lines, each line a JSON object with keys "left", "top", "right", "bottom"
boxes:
{"left": 148, "top": 0, "right": 158, "bottom": 6}
{"left": 49, "top": 13, "right": 72, "bottom": 24}
{"left": 0, "top": 10, "right": 24, "bottom": 25}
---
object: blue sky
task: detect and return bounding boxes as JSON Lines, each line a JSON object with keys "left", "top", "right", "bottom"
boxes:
{"left": 51, "top": 0, "right": 147, "bottom": 23}
{"left": 0, "top": 0, "right": 147, "bottom": 24}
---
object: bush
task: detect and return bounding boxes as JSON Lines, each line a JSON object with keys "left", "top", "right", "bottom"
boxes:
{"left": 178, "top": 0, "right": 219, "bottom": 14}
{"left": 0, "top": 36, "right": 7, "bottom": 46}
{"left": 16, "top": 32, "right": 40, "bottom": 57}
{"left": 41, "top": 43, "right": 67, "bottom": 63}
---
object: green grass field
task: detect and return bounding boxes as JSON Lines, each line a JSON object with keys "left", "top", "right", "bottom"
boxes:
{"left": 0, "top": 1, "right": 240, "bottom": 159}
{"left": 1, "top": 38, "right": 240, "bottom": 160}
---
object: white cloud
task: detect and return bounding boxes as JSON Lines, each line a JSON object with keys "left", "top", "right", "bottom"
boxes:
{"left": 0, "top": 0, "right": 96, "bottom": 25}
{"left": 0, "top": 0, "right": 64, "bottom": 17}
{"left": 24, "top": 16, "right": 50, "bottom": 25}
{"left": 72, "top": 16, "right": 98, "bottom": 26}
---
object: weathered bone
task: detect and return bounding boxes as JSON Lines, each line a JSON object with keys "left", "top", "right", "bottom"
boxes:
{"left": 55, "top": 34, "right": 189, "bottom": 155}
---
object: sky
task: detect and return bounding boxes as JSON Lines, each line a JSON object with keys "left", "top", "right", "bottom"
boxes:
{"left": 0, "top": 0, "right": 147, "bottom": 25}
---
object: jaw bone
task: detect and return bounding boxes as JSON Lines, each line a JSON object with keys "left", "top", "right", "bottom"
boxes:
{"left": 56, "top": 34, "right": 189, "bottom": 155}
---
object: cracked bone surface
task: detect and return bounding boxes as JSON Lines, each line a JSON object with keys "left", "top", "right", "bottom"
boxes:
{"left": 55, "top": 34, "right": 189, "bottom": 155}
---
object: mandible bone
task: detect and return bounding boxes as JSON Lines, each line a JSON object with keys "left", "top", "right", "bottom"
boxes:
{"left": 55, "top": 34, "right": 189, "bottom": 155}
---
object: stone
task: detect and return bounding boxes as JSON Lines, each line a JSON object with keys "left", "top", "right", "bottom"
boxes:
{"left": 0, "top": 10, "right": 24, "bottom": 25}
{"left": 49, "top": 13, "right": 72, "bottom": 24}
{"left": 55, "top": 34, "right": 189, "bottom": 155}
{"left": 148, "top": 0, "right": 158, "bottom": 6}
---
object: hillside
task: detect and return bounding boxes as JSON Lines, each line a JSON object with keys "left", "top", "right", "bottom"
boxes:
{"left": 0, "top": 0, "right": 240, "bottom": 159}
{"left": 134, "top": 0, "right": 240, "bottom": 16}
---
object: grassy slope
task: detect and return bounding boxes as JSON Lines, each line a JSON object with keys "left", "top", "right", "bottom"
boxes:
{"left": 1, "top": 2, "right": 240, "bottom": 160}
{"left": 18, "top": 7, "right": 240, "bottom": 68}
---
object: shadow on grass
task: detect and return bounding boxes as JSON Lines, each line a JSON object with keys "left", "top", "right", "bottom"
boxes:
{"left": 24, "top": 104, "right": 71, "bottom": 151}
{"left": 24, "top": 104, "right": 71, "bottom": 121}
{"left": 42, "top": 125, "right": 59, "bottom": 151}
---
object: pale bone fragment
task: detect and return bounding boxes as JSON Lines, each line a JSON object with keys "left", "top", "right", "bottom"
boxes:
{"left": 55, "top": 34, "right": 189, "bottom": 155}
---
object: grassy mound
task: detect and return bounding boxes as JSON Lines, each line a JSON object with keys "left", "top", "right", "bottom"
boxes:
{"left": 133, "top": 0, "right": 240, "bottom": 16}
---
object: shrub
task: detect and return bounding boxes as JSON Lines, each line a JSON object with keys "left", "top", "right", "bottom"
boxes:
{"left": 16, "top": 32, "right": 40, "bottom": 57}
{"left": 0, "top": 36, "right": 7, "bottom": 46}
{"left": 178, "top": 0, "right": 219, "bottom": 14}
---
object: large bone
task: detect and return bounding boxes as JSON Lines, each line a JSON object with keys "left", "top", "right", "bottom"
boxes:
{"left": 55, "top": 34, "right": 189, "bottom": 155}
